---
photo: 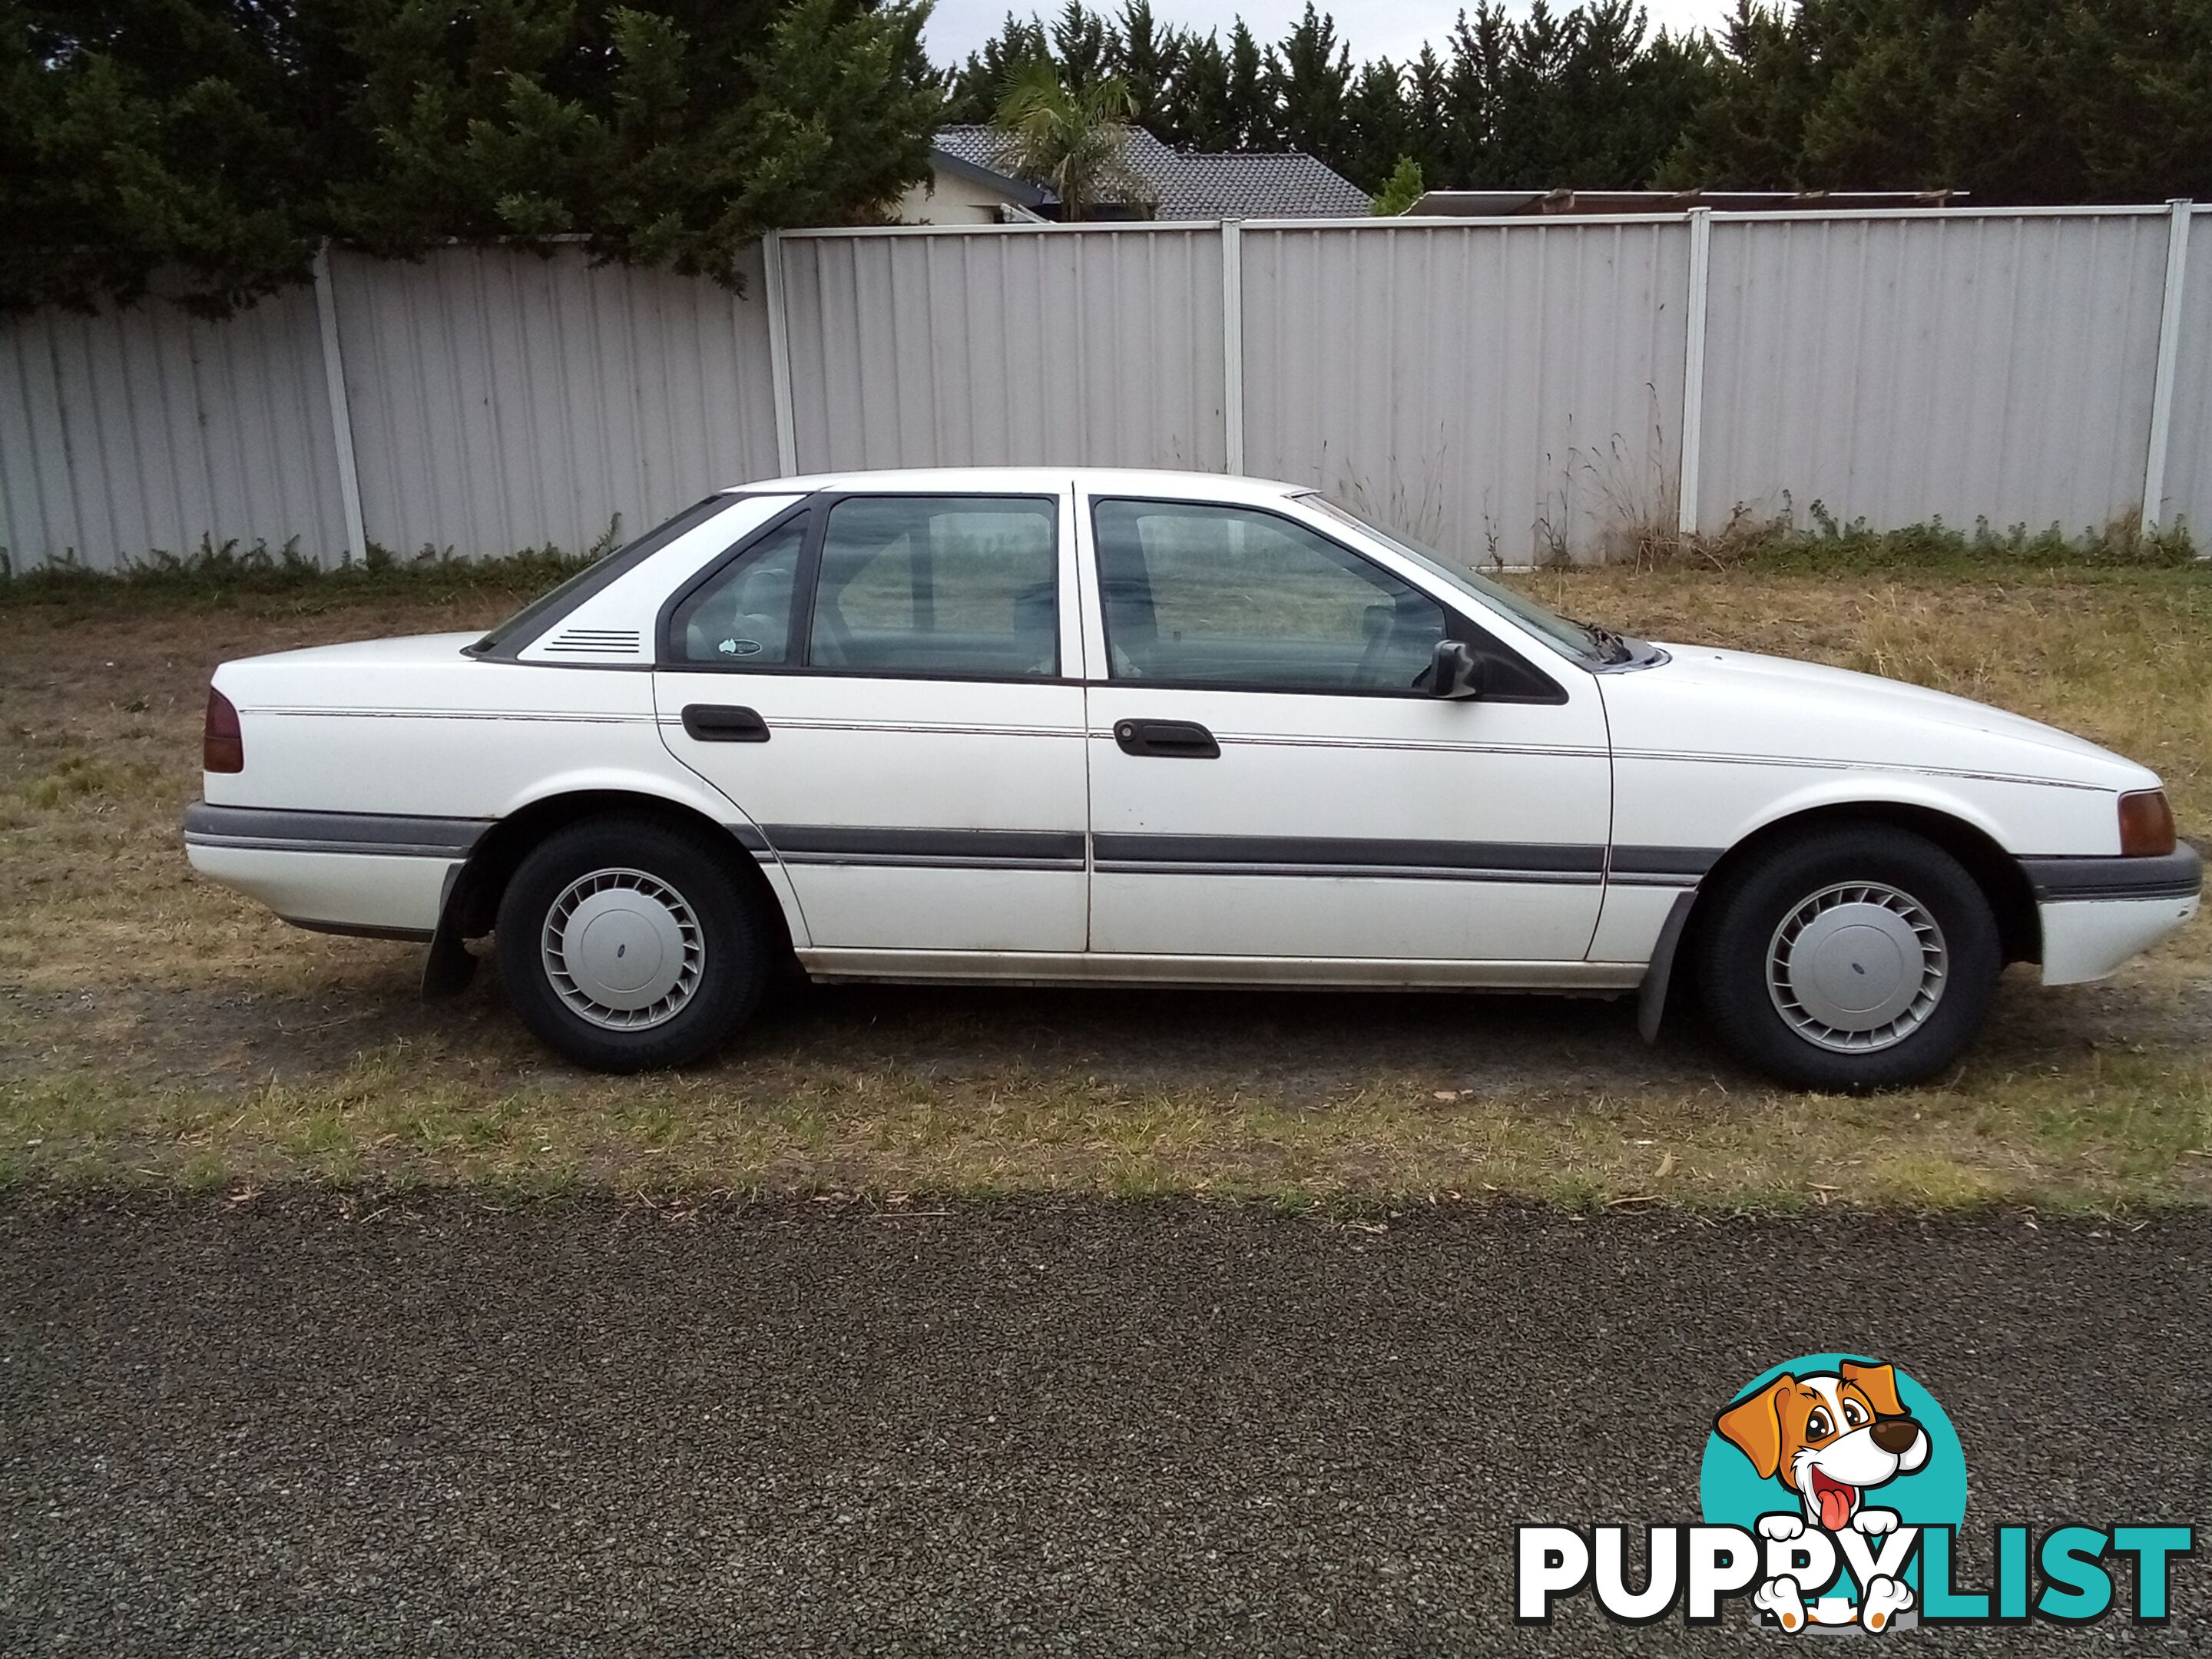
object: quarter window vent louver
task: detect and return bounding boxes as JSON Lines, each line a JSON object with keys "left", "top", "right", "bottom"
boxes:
{"left": 545, "top": 628, "right": 644, "bottom": 655}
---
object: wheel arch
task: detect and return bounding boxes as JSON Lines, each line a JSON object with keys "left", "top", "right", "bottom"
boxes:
{"left": 1651, "top": 800, "right": 2041, "bottom": 1033}
{"left": 426, "top": 788, "right": 800, "bottom": 999}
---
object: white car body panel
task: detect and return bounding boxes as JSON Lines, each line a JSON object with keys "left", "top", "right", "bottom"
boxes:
{"left": 1074, "top": 482, "right": 1614, "bottom": 964}
{"left": 184, "top": 844, "right": 455, "bottom": 936}
{"left": 657, "top": 674, "right": 1091, "bottom": 952}
{"left": 183, "top": 466, "right": 2197, "bottom": 1013}
{"left": 1081, "top": 683, "right": 1613, "bottom": 960}
{"left": 2040, "top": 895, "right": 2204, "bottom": 984}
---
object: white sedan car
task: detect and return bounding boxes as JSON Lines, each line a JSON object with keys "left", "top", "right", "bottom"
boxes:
{"left": 185, "top": 469, "right": 2199, "bottom": 1088}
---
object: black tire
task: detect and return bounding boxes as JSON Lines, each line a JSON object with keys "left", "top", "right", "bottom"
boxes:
{"left": 1694, "top": 824, "right": 2001, "bottom": 1091}
{"left": 495, "top": 814, "right": 769, "bottom": 1071}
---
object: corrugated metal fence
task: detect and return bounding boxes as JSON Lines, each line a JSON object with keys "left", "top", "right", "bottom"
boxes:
{"left": 2, "top": 204, "right": 2206, "bottom": 571}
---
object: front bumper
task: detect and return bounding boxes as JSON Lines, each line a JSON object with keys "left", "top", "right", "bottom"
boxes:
{"left": 2023, "top": 843, "right": 2202, "bottom": 985}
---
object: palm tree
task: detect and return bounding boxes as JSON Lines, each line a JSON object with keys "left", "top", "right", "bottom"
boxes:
{"left": 990, "top": 62, "right": 1154, "bottom": 222}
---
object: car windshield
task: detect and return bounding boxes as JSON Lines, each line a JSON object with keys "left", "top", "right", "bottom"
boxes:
{"left": 469, "top": 495, "right": 733, "bottom": 654}
{"left": 1303, "top": 496, "right": 1624, "bottom": 667}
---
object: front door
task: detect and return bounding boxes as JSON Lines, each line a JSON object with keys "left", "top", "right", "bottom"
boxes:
{"left": 1078, "top": 493, "right": 1612, "bottom": 967}
{"left": 657, "top": 488, "right": 1088, "bottom": 957}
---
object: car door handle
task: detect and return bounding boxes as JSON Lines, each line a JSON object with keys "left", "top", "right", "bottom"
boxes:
{"left": 681, "top": 704, "right": 770, "bottom": 743}
{"left": 1113, "top": 718, "right": 1219, "bottom": 759}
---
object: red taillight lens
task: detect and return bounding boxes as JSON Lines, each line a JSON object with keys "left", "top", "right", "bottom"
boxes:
{"left": 204, "top": 687, "right": 243, "bottom": 773}
{"left": 2118, "top": 789, "right": 2176, "bottom": 857}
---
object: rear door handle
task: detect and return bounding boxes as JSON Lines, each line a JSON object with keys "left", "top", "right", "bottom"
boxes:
{"left": 681, "top": 704, "right": 770, "bottom": 743}
{"left": 1113, "top": 718, "right": 1219, "bottom": 759}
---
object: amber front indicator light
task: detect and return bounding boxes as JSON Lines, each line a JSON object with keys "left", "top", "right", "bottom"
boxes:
{"left": 2118, "top": 790, "right": 2176, "bottom": 857}
{"left": 204, "top": 687, "right": 244, "bottom": 773}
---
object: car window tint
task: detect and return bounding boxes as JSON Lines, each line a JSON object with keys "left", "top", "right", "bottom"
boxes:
{"left": 1094, "top": 500, "right": 1445, "bottom": 692}
{"left": 669, "top": 515, "right": 806, "bottom": 664}
{"left": 810, "top": 496, "right": 1058, "bottom": 679}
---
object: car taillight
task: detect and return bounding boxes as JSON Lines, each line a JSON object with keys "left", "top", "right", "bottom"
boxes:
{"left": 204, "top": 687, "right": 243, "bottom": 773}
{"left": 2118, "top": 789, "right": 2176, "bottom": 857}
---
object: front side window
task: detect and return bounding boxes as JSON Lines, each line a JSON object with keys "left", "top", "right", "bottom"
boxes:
{"left": 668, "top": 514, "right": 806, "bottom": 664}
{"left": 809, "top": 495, "right": 1058, "bottom": 679}
{"left": 1306, "top": 496, "right": 1625, "bottom": 667}
{"left": 1094, "top": 499, "right": 1446, "bottom": 692}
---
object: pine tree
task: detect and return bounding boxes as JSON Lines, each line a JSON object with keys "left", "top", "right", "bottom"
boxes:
{"left": 1109, "top": 0, "right": 1184, "bottom": 134}
{"left": 1048, "top": 0, "right": 1111, "bottom": 88}
{"left": 1270, "top": 5, "right": 1353, "bottom": 167}
{"left": 944, "top": 14, "right": 1053, "bottom": 121}
{"left": 1167, "top": 30, "right": 1233, "bottom": 148}
{"left": 3, "top": 0, "right": 944, "bottom": 316}
{"left": 2, "top": 0, "right": 346, "bottom": 315}
{"left": 1344, "top": 60, "right": 1414, "bottom": 189}
{"left": 1226, "top": 19, "right": 1273, "bottom": 147}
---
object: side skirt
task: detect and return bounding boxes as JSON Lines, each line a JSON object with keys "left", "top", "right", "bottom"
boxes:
{"left": 797, "top": 949, "right": 1644, "bottom": 992}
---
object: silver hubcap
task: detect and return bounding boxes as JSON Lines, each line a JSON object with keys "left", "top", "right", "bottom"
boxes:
{"left": 1767, "top": 882, "right": 1947, "bottom": 1054}
{"left": 541, "top": 868, "right": 704, "bottom": 1031}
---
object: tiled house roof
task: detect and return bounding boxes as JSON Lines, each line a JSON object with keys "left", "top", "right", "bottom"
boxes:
{"left": 932, "top": 124, "right": 1369, "bottom": 220}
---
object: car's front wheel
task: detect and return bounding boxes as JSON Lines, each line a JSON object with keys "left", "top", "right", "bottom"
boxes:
{"left": 1695, "top": 824, "right": 2002, "bottom": 1091}
{"left": 496, "top": 815, "right": 769, "bottom": 1071}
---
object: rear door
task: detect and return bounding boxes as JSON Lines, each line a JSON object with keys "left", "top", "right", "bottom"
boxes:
{"left": 1078, "top": 492, "right": 1612, "bottom": 967}
{"left": 656, "top": 488, "right": 1089, "bottom": 957}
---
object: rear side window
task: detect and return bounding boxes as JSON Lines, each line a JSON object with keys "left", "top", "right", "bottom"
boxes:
{"left": 472, "top": 494, "right": 731, "bottom": 656}
{"left": 1093, "top": 498, "right": 1445, "bottom": 693}
{"left": 667, "top": 515, "right": 806, "bottom": 664}
{"left": 808, "top": 496, "right": 1058, "bottom": 679}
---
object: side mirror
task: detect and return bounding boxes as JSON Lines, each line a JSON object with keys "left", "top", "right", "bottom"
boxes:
{"left": 1428, "top": 637, "right": 1485, "bottom": 700}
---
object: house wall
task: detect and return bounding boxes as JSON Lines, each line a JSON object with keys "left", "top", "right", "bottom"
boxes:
{"left": 895, "top": 163, "right": 1019, "bottom": 227}
{"left": 5, "top": 206, "right": 2210, "bottom": 571}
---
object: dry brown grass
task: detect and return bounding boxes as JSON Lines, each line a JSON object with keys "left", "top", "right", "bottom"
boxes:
{"left": 2, "top": 570, "right": 2207, "bottom": 1206}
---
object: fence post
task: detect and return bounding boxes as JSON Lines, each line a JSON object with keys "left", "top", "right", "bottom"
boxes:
{"left": 1221, "top": 220, "right": 1246, "bottom": 475}
{"left": 761, "top": 230, "right": 800, "bottom": 477}
{"left": 1676, "top": 207, "right": 1713, "bottom": 540}
{"left": 2143, "top": 198, "right": 2193, "bottom": 533}
{"left": 311, "top": 242, "right": 369, "bottom": 563}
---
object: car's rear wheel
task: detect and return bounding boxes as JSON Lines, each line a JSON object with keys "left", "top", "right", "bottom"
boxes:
{"left": 1695, "top": 824, "right": 2001, "bottom": 1091}
{"left": 496, "top": 816, "right": 768, "bottom": 1071}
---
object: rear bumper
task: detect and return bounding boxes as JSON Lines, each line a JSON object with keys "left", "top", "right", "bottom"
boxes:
{"left": 185, "top": 843, "right": 455, "bottom": 936}
{"left": 2025, "top": 843, "right": 2201, "bottom": 985}
{"left": 183, "top": 802, "right": 485, "bottom": 936}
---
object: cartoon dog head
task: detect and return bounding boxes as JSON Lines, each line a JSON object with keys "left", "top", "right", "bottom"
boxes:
{"left": 1715, "top": 1360, "right": 1930, "bottom": 1532}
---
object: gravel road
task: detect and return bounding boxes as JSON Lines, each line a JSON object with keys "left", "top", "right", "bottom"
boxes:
{"left": 2, "top": 1198, "right": 2204, "bottom": 1654}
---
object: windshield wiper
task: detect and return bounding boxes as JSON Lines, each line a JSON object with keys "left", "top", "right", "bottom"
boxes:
{"left": 1571, "top": 619, "right": 1635, "bottom": 665}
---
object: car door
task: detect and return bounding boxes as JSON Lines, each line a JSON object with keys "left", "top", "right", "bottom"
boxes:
{"left": 1078, "top": 492, "right": 1611, "bottom": 967}
{"left": 656, "top": 487, "right": 1089, "bottom": 957}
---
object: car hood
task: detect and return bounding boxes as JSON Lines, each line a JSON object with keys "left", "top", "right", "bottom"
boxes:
{"left": 1602, "top": 644, "right": 2155, "bottom": 790}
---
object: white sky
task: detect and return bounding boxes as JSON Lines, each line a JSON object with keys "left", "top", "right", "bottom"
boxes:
{"left": 924, "top": 0, "right": 1737, "bottom": 71}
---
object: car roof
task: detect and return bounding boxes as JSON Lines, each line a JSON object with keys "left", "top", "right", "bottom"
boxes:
{"left": 720, "top": 466, "right": 1311, "bottom": 502}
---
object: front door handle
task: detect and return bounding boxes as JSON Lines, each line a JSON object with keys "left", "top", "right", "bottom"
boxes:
{"left": 1113, "top": 718, "right": 1219, "bottom": 759}
{"left": 681, "top": 704, "right": 770, "bottom": 743}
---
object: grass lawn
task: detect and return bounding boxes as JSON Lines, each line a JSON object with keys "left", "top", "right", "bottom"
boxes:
{"left": 2, "top": 564, "right": 2207, "bottom": 1208}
